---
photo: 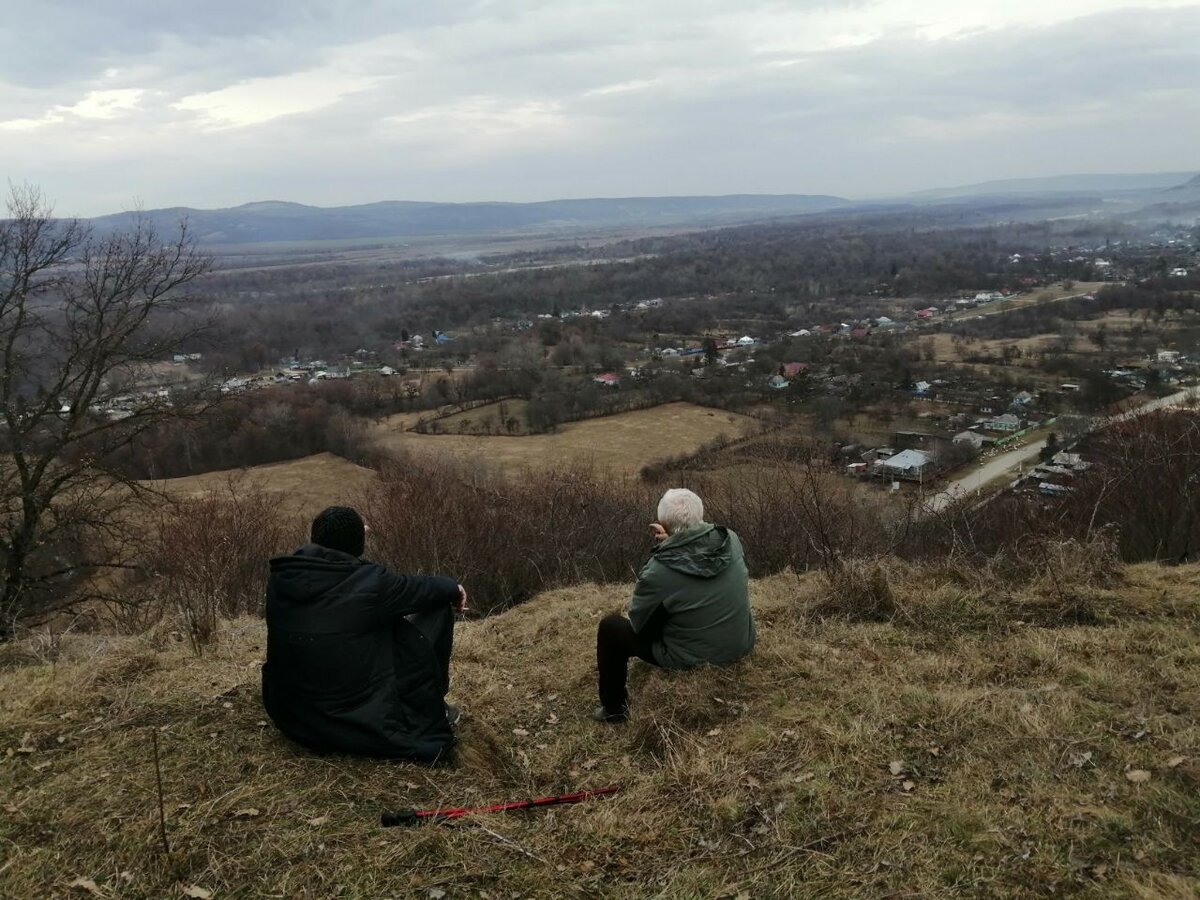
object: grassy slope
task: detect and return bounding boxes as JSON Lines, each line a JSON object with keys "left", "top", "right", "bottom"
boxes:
{"left": 372, "top": 402, "right": 759, "bottom": 476}
{"left": 1, "top": 563, "right": 1198, "bottom": 899}
{"left": 146, "top": 453, "right": 378, "bottom": 520}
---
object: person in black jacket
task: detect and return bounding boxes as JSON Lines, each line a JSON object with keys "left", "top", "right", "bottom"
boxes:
{"left": 262, "top": 506, "right": 467, "bottom": 763}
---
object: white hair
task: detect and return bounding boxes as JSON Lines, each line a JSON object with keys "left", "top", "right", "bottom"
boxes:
{"left": 657, "top": 488, "right": 705, "bottom": 534}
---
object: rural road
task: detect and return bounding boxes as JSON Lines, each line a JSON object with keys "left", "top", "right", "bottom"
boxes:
{"left": 924, "top": 384, "right": 1200, "bottom": 513}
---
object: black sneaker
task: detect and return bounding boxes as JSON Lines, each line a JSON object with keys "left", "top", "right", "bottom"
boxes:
{"left": 445, "top": 703, "right": 462, "bottom": 728}
{"left": 592, "top": 705, "right": 627, "bottom": 724}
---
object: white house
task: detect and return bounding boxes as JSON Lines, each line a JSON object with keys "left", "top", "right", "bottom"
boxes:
{"left": 982, "top": 413, "right": 1021, "bottom": 432}
{"left": 953, "top": 431, "right": 990, "bottom": 450}
{"left": 878, "top": 449, "right": 935, "bottom": 482}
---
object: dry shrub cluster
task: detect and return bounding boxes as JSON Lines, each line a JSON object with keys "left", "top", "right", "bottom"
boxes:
{"left": 812, "top": 560, "right": 897, "bottom": 622}
{"left": 114, "top": 411, "right": 1193, "bottom": 636}
{"left": 700, "top": 460, "right": 911, "bottom": 573}
{"left": 126, "top": 482, "right": 303, "bottom": 649}
{"left": 362, "top": 455, "right": 658, "bottom": 615}
{"left": 914, "top": 410, "right": 1200, "bottom": 568}
{"left": 808, "top": 533, "right": 1128, "bottom": 630}
{"left": 360, "top": 449, "right": 915, "bottom": 615}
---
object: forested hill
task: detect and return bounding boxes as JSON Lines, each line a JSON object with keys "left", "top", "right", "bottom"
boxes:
{"left": 85, "top": 194, "right": 850, "bottom": 245}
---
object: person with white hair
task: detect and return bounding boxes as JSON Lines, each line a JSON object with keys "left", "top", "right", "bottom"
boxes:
{"left": 593, "top": 488, "right": 756, "bottom": 723}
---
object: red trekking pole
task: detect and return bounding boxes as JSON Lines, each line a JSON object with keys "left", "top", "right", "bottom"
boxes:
{"left": 381, "top": 786, "right": 620, "bottom": 827}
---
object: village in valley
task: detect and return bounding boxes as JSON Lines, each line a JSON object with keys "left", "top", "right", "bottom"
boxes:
{"left": 99, "top": 215, "right": 1199, "bottom": 514}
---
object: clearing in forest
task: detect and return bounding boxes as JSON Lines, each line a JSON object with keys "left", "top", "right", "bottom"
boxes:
{"left": 372, "top": 402, "right": 760, "bottom": 475}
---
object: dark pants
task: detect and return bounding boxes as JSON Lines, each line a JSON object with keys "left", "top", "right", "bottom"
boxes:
{"left": 406, "top": 604, "right": 454, "bottom": 697}
{"left": 596, "top": 613, "right": 659, "bottom": 714}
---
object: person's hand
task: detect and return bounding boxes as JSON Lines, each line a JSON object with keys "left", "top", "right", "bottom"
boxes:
{"left": 455, "top": 584, "right": 470, "bottom": 614}
{"left": 649, "top": 523, "right": 668, "bottom": 543}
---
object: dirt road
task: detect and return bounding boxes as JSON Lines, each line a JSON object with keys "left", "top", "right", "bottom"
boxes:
{"left": 925, "top": 385, "right": 1200, "bottom": 513}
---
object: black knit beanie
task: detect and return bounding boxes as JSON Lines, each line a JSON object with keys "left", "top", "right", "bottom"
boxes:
{"left": 311, "top": 506, "right": 365, "bottom": 558}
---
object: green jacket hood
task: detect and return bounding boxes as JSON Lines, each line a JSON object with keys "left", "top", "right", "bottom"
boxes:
{"left": 653, "top": 523, "right": 732, "bottom": 578}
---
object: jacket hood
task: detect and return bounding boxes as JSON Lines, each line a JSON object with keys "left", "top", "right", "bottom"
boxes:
{"left": 268, "top": 543, "right": 364, "bottom": 602}
{"left": 653, "top": 523, "right": 732, "bottom": 578}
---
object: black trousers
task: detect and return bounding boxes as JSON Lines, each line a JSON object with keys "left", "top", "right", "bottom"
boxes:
{"left": 406, "top": 604, "right": 454, "bottom": 697}
{"left": 596, "top": 613, "right": 659, "bottom": 713}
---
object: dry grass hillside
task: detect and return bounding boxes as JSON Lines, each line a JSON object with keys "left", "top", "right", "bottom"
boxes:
{"left": 147, "top": 453, "right": 378, "bottom": 520}
{"left": 1, "top": 561, "right": 1198, "bottom": 898}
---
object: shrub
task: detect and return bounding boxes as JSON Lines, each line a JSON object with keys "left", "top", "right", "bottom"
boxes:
{"left": 812, "top": 559, "right": 897, "bottom": 622}
{"left": 135, "top": 482, "right": 303, "bottom": 649}
{"left": 362, "top": 455, "right": 657, "bottom": 614}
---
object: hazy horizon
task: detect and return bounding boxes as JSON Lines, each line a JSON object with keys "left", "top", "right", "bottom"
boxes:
{"left": 3, "top": 0, "right": 1198, "bottom": 217}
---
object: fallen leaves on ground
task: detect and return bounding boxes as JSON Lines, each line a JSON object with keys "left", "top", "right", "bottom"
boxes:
{"left": 68, "top": 877, "right": 101, "bottom": 894}
{"left": 182, "top": 887, "right": 213, "bottom": 899}
{"left": 1125, "top": 769, "right": 1152, "bottom": 783}
{"left": 232, "top": 808, "right": 261, "bottom": 818}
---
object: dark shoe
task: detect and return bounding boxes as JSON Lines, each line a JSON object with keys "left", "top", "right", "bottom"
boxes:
{"left": 592, "top": 705, "right": 627, "bottom": 724}
{"left": 445, "top": 702, "right": 462, "bottom": 728}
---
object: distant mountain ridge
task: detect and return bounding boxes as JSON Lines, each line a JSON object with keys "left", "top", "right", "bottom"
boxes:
{"left": 86, "top": 194, "right": 851, "bottom": 246}
{"left": 910, "top": 171, "right": 1199, "bottom": 200}
{"left": 1165, "top": 173, "right": 1200, "bottom": 192}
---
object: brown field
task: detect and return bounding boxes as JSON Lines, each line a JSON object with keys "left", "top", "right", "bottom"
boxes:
{"left": 147, "top": 452, "right": 377, "bottom": 519}
{"left": 928, "top": 332, "right": 1096, "bottom": 366}
{"left": 372, "top": 402, "right": 760, "bottom": 475}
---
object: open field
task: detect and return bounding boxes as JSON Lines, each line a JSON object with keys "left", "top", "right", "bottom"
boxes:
{"left": 2, "top": 561, "right": 1197, "bottom": 897}
{"left": 432, "top": 399, "right": 532, "bottom": 434}
{"left": 372, "top": 402, "right": 760, "bottom": 475}
{"left": 147, "top": 453, "right": 377, "bottom": 519}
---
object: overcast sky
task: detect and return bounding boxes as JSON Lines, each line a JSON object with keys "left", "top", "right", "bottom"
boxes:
{"left": 1, "top": 0, "right": 1197, "bottom": 216}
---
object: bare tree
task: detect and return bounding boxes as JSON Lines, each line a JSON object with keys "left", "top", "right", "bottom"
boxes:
{"left": 0, "top": 185, "right": 213, "bottom": 636}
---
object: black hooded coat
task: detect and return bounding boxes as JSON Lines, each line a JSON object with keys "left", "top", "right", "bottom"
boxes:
{"left": 262, "top": 544, "right": 458, "bottom": 762}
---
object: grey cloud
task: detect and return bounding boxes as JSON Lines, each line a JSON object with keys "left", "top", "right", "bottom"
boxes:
{"left": 2, "top": 1, "right": 1197, "bottom": 214}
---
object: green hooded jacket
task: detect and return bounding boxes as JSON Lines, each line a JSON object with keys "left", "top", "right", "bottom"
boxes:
{"left": 628, "top": 523, "right": 756, "bottom": 669}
